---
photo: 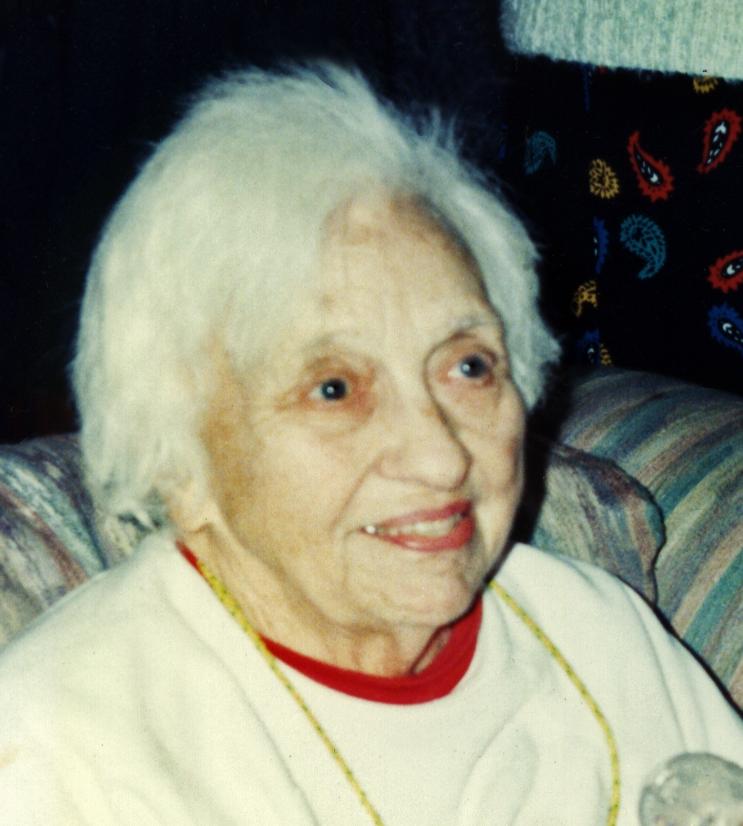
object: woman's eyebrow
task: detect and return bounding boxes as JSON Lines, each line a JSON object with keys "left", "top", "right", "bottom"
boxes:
{"left": 294, "top": 338, "right": 369, "bottom": 375}
{"left": 300, "top": 332, "right": 360, "bottom": 356}
{"left": 301, "top": 315, "right": 502, "bottom": 354}
{"left": 445, "top": 313, "right": 503, "bottom": 336}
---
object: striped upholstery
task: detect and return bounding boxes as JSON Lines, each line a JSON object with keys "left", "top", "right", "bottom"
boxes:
{"left": 0, "top": 435, "right": 135, "bottom": 645}
{"left": 554, "top": 368, "right": 743, "bottom": 705}
{"left": 522, "top": 439, "right": 662, "bottom": 601}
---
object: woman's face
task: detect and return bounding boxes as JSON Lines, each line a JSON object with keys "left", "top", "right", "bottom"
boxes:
{"left": 195, "top": 199, "right": 526, "bottom": 663}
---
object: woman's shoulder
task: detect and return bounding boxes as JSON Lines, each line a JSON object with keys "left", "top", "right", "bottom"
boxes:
{"left": 0, "top": 532, "right": 188, "bottom": 705}
{"left": 493, "top": 543, "right": 743, "bottom": 760}
{"left": 493, "top": 542, "right": 687, "bottom": 682}
{"left": 497, "top": 542, "right": 635, "bottom": 608}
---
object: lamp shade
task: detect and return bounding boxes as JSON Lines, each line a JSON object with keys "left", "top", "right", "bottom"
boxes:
{"left": 500, "top": 0, "right": 743, "bottom": 80}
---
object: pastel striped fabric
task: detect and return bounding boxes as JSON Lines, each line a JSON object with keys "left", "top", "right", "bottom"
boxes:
{"left": 522, "top": 438, "right": 663, "bottom": 601}
{"left": 555, "top": 368, "right": 743, "bottom": 706}
{"left": 0, "top": 435, "right": 134, "bottom": 644}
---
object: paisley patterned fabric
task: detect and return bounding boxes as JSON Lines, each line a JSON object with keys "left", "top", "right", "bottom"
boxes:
{"left": 499, "top": 61, "right": 743, "bottom": 396}
{"left": 0, "top": 368, "right": 739, "bottom": 706}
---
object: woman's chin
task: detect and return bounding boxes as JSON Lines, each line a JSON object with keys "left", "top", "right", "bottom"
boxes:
{"left": 375, "top": 580, "right": 481, "bottom": 631}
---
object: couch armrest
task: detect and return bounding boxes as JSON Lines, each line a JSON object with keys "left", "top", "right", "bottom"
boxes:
{"left": 521, "top": 438, "right": 663, "bottom": 600}
{"left": 551, "top": 367, "right": 743, "bottom": 706}
{"left": 0, "top": 435, "right": 138, "bottom": 645}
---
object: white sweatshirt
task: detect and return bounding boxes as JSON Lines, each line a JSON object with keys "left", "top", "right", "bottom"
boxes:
{"left": 0, "top": 533, "right": 740, "bottom": 825}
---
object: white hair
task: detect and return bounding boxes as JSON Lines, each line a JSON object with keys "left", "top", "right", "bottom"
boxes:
{"left": 73, "top": 62, "right": 560, "bottom": 524}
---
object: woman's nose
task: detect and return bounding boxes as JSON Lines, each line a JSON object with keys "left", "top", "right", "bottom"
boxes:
{"left": 376, "top": 395, "right": 471, "bottom": 490}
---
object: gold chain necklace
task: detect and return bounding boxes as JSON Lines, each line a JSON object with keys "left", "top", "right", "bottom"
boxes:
{"left": 194, "top": 556, "right": 621, "bottom": 825}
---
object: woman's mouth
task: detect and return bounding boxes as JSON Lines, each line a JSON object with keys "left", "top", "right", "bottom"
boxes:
{"left": 361, "top": 501, "right": 474, "bottom": 551}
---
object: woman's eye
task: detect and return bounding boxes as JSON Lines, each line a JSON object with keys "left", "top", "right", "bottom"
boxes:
{"left": 311, "top": 378, "right": 349, "bottom": 402}
{"left": 453, "top": 353, "right": 493, "bottom": 381}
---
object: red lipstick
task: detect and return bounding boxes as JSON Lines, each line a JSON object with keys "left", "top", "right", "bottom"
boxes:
{"left": 362, "top": 500, "right": 474, "bottom": 552}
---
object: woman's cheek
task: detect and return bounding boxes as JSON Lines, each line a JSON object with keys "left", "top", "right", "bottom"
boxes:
{"left": 457, "top": 383, "right": 526, "bottom": 466}
{"left": 441, "top": 381, "right": 507, "bottom": 432}
{"left": 301, "top": 391, "right": 376, "bottom": 436}
{"left": 496, "top": 387, "right": 527, "bottom": 461}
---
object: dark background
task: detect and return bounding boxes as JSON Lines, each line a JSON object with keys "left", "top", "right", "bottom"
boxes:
{"left": 2, "top": 1, "right": 741, "bottom": 443}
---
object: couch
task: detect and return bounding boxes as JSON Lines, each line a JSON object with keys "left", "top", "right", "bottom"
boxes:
{"left": 0, "top": 367, "right": 740, "bottom": 708}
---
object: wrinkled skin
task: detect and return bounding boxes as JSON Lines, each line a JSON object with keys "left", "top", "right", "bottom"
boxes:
{"left": 175, "top": 197, "right": 526, "bottom": 676}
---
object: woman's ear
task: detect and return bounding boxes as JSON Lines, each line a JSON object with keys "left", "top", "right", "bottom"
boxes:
{"left": 166, "top": 479, "right": 224, "bottom": 537}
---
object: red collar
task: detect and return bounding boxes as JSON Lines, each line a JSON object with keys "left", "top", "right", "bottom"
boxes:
{"left": 180, "top": 543, "right": 482, "bottom": 705}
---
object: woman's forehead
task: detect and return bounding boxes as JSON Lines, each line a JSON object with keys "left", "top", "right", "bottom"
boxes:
{"left": 222, "top": 195, "right": 502, "bottom": 381}
{"left": 316, "top": 196, "right": 483, "bottom": 296}
{"left": 276, "top": 204, "right": 502, "bottom": 357}
{"left": 325, "top": 193, "right": 470, "bottom": 257}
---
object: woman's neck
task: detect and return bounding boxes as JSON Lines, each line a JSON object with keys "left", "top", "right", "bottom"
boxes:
{"left": 180, "top": 533, "right": 452, "bottom": 678}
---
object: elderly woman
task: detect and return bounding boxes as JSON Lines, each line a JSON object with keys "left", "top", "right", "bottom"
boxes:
{"left": 0, "top": 64, "right": 741, "bottom": 825}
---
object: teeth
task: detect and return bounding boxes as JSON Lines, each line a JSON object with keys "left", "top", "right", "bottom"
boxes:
{"left": 363, "top": 513, "right": 463, "bottom": 538}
